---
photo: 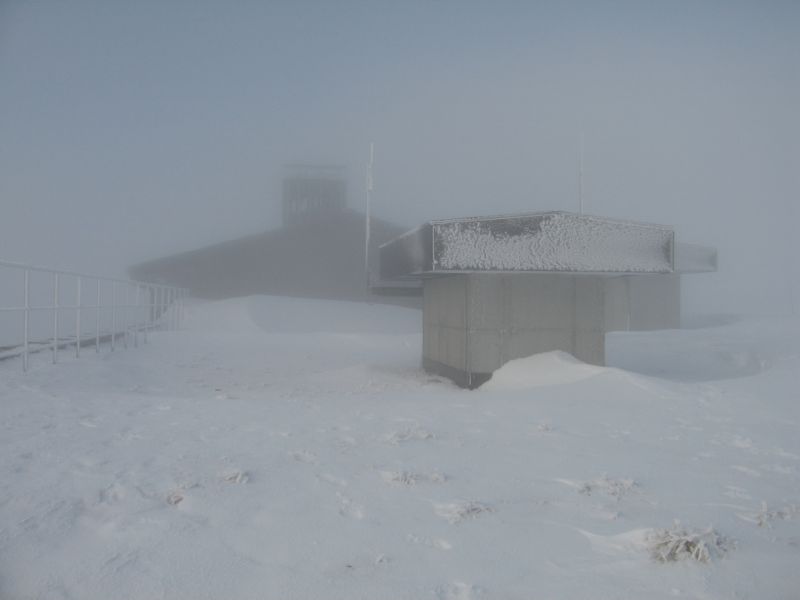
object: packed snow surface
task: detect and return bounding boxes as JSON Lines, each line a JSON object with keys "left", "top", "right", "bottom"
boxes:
{"left": 2, "top": 295, "right": 799, "bottom": 599}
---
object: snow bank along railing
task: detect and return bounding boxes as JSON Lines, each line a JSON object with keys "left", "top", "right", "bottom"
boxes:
{"left": 0, "top": 259, "right": 188, "bottom": 372}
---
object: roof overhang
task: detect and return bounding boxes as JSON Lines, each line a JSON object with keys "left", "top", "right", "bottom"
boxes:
{"left": 380, "top": 212, "right": 685, "bottom": 280}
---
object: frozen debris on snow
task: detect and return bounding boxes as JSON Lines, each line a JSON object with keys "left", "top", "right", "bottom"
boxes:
{"left": 383, "top": 425, "right": 435, "bottom": 445}
{"left": 647, "top": 522, "right": 732, "bottom": 564}
{"left": 221, "top": 470, "right": 250, "bottom": 484}
{"left": 737, "top": 501, "right": 799, "bottom": 528}
{"left": 557, "top": 475, "right": 640, "bottom": 500}
{"left": 435, "top": 580, "right": 485, "bottom": 600}
{"left": 288, "top": 450, "right": 317, "bottom": 463}
{"left": 434, "top": 501, "right": 494, "bottom": 524}
{"left": 578, "top": 475, "right": 640, "bottom": 500}
{"left": 166, "top": 490, "right": 184, "bottom": 506}
{"left": 380, "top": 470, "right": 447, "bottom": 486}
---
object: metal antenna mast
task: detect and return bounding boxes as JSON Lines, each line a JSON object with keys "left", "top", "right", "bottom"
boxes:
{"left": 365, "top": 142, "right": 374, "bottom": 288}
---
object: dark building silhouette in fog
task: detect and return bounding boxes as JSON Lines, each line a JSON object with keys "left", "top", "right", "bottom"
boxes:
{"left": 281, "top": 164, "right": 347, "bottom": 226}
{"left": 129, "top": 166, "right": 414, "bottom": 303}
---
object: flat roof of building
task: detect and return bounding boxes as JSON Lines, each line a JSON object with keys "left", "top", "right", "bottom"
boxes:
{"left": 380, "top": 211, "right": 716, "bottom": 279}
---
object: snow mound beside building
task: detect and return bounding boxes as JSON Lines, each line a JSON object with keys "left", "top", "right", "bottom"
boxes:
{"left": 480, "top": 350, "right": 606, "bottom": 390}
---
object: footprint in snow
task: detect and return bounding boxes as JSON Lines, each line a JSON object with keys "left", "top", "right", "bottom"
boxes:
{"left": 731, "top": 465, "right": 761, "bottom": 477}
{"left": 433, "top": 501, "right": 494, "bottom": 524}
{"left": 166, "top": 490, "right": 184, "bottom": 506}
{"left": 723, "top": 485, "right": 752, "bottom": 500}
{"left": 221, "top": 470, "right": 250, "bottom": 484}
{"left": 383, "top": 426, "right": 434, "bottom": 445}
{"left": 336, "top": 492, "right": 365, "bottom": 519}
{"left": 407, "top": 534, "right": 453, "bottom": 550}
{"left": 380, "top": 470, "right": 447, "bottom": 486}
{"left": 289, "top": 450, "right": 317, "bottom": 464}
{"left": 319, "top": 473, "right": 348, "bottom": 487}
{"left": 435, "top": 581, "right": 485, "bottom": 600}
{"left": 558, "top": 475, "right": 640, "bottom": 500}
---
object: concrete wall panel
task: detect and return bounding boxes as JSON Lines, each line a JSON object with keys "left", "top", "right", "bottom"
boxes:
{"left": 424, "top": 276, "right": 467, "bottom": 329}
{"left": 503, "top": 329, "right": 575, "bottom": 364}
{"left": 509, "top": 275, "right": 575, "bottom": 330}
{"left": 466, "top": 329, "right": 504, "bottom": 374}
{"left": 575, "top": 277, "right": 606, "bottom": 332}
{"left": 422, "top": 272, "right": 640, "bottom": 386}
{"left": 604, "top": 275, "right": 680, "bottom": 331}
{"left": 574, "top": 329, "right": 606, "bottom": 365}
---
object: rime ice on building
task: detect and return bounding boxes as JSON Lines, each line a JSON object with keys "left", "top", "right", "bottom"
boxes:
{"left": 379, "top": 211, "right": 717, "bottom": 388}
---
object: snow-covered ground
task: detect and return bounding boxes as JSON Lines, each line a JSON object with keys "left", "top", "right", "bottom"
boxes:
{"left": 1, "top": 296, "right": 799, "bottom": 599}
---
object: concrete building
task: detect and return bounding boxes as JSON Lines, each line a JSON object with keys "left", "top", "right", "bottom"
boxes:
{"left": 380, "top": 211, "right": 716, "bottom": 388}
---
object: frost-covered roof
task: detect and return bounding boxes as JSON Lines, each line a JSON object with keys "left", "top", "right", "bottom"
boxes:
{"left": 380, "top": 211, "right": 677, "bottom": 278}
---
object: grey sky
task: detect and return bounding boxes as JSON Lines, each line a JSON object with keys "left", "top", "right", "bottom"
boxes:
{"left": 1, "top": 1, "right": 797, "bottom": 313}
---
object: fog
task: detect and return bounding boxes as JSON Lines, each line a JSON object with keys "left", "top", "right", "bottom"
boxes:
{"left": 1, "top": 1, "right": 798, "bottom": 314}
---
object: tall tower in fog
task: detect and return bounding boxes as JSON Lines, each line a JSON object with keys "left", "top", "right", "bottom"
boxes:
{"left": 281, "top": 164, "right": 347, "bottom": 226}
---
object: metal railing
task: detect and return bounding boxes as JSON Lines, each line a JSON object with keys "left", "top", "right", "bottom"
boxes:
{"left": 0, "top": 259, "right": 188, "bottom": 372}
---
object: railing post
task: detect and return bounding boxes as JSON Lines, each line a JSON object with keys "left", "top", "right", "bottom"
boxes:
{"left": 143, "top": 286, "right": 150, "bottom": 344}
{"left": 175, "top": 289, "right": 183, "bottom": 330}
{"left": 110, "top": 281, "right": 115, "bottom": 351}
{"left": 23, "top": 269, "right": 29, "bottom": 372}
{"left": 3, "top": 262, "right": 181, "bottom": 369}
{"left": 95, "top": 279, "right": 101, "bottom": 353}
{"left": 75, "top": 277, "right": 82, "bottom": 358}
{"left": 169, "top": 288, "right": 175, "bottom": 330}
{"left": 134, "top": 284, "right": 140, "bottom": 348}
{"left": 52, "top": 273, "right": 59, "bottom": 364}
{"left": 122, "top": 283, "right": 128, "bottom": 350}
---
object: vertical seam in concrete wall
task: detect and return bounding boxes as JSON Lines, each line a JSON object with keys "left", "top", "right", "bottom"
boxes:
{"left": 431, "top": 224, "right": 437, "bottom": 272}
{"left": 625, "top": 276, "right": 631, "bottom": 331}
{"left": 464, "top": 275, "right": 471, "bottom": 387}
{"left": 571, "top": 276, "right": 577, "bottom": 357}
{"left": 502, "top": 275, "right": 509, "bottom": 365}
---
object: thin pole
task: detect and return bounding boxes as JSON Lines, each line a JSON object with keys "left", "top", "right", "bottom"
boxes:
{"left": 365, "top": 142, "right": 373, "bottom": 289}
{"left": 122, "top": 284, "right": 128, "bottom": 349}
{"left": 578, "top": 132, "right": 584, "bottom": 215}
{"left": 168, "top": 288, "right": 173, "bottom": 330}
{"left": 180, "top": 289, "right": 185, "bottom": 329}
{"left": 176, "top": 289, "right": 181, "bottom": 330}
{"left": 95, "top": 280, "right": 101, "bottom": 353}
{"left": 75, "top": 277, "right": 81, "bottom": 358}
{"left": 143, "top": 286, "right": 149, "bottom": 344}
{"left": 52, "top": 273, "right": 59, "bottom": 364}
{"left": 110, "top": 282, "right": 116, "bottom": 351}
{"left": 23, "top": 269, "right": 29, "bottom": 372}
{"left": 134, "top": 284, "right": 140, "bottom": 347}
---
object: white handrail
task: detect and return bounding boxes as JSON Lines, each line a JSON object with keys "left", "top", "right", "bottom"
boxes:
{"left": 0, "top": 259, "right": 188, "bottom": 372}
